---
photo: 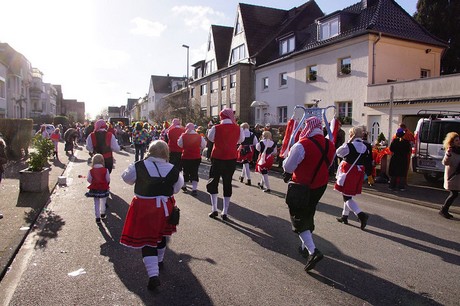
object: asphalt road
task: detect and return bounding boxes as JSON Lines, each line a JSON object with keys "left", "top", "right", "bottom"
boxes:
{"left": 0, "top": 148, "right": 459, "bottom": 305}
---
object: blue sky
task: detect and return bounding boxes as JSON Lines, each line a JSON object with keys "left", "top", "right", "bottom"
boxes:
{"left": 0, "top": 0, "right": 417, "bottom": 119}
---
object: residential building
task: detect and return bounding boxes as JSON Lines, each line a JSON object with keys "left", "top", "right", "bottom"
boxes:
{"left": 0, "top": 61, "right": 6, "bottom": 118}
{"left": 62, "top": 99, "right": 85, "bottom": 123}
{"left": 147, "top": 75, "right": 185, "bottom": 123}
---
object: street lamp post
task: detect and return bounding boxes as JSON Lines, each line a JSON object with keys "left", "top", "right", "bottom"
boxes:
{"left": 182, "top": 44, "right": 190, "bottom": 120}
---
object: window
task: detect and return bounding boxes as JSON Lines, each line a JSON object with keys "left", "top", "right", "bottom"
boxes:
{"left": 421, "top": 69, "right": 431, "bottom": 78}
{"left": 235, "top": 14, "right": 242, "bottom": 34}
{"left": 200, "top": 83, "right": 207, "bottom": 96}
{"left": 262, "top": 77, "right": 269, "bottom": 90}
{"left": 278, "top": 106, "right": 288, "bottom": 123}
{"left": 280, "top": 35, "right": 295, "bottom": 55}
{"left": 191, "top": 87, "right": 195, "bottom": 98}
{"left": 211, "top": 106, "right": 218, "bottom": 117}
{"left": 230, "top": 44, "right": 245, "bottom": 64}
{"left": 339, "top": 57, "right": 351, "bottom": 75}
{"left": 211, "top": 80, "right": 218, "bottom": 93}
{"left": 230, "top": 74, "right": 236, "bottom": 88}
{"left": 0, "top": 80, "right": 5, "bottom": 98}
{"left": 319, "top": 17, "right": 339, "bottom": 40}
{"left": 207, "top": 33, "right": 213, "bottom": 51}
{"left": 280, "top": 72, "right": 288, "bottom": 87}
{"left": 221, "top": 77, "right": 227, "bottom": 90}
{"left": 307, "top": 65, "right": 317, "bottom": 81}
{"left": 231, "top": 103, "right": 236, "bottom": 111}
{"left": 205, "top": 60, "right": 215, "bottom": 75}
{"left": 337, "top": 101, "right": 352, "bottom": 124}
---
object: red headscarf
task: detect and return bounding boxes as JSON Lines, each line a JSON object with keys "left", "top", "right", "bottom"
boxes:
{"left": 299, "top": 117, "right": 322, "bottom": 139}
{"left": 185, "top": 122, "right": 195, "bottom": 133}
{"left": 219, "top": 108, "right": 236, "bottom": 124}
{"left": 95, "top": 119, "right": 107, "bottom": 131}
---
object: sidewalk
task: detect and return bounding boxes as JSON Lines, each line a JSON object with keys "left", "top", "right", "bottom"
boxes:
{"left": 1, "top": 150, "right": 456, "bottom": 281}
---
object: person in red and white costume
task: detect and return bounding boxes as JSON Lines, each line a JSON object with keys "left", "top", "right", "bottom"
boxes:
{"left": 282, "top": 117, "right": 335, "bottom": 272}
{"left": 255, "top": 130, "right": 277, "bottom": 193}
{"left": 178, "top": 123, "right": 206, "bottom": 196}
{"left": 166, "top": 118, "right": 185, "bottom": 170}
{"left": 237, "top": 122, "right": 258, "bottom": 186}
{"left": 120, "top": 140, "right": 184, "bottom": 291}
{"left": 334, "top": 126, "right": 371, "bottom": 230}
{"left": 206, "top": 108, "right": 245, "bottom": 221}
{"left": 86, "top": 119, "right": 120, "bottom": 173}
{"left": 85, "top": 154, "right": 110, "bottom": 224}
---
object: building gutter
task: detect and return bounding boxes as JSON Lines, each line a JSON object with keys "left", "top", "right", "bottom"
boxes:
{"left": 372, "top": 32, "right": 382, "bottom": 85}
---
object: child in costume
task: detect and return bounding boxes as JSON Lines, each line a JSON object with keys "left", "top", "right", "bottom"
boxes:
{"left": 85, "top": 154, "right": 110, "bottom": 224}
{"left": 255, "top": 131, "right": 278, "bottom": 193}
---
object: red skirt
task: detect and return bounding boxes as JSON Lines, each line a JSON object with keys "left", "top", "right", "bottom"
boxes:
{"left": 120, "top": 196, "right": 177, "bottom": 248}
{"left": 334, "top": 162, "right": 365, "bottom": 196}
{"left": 237, "top": 145, "right": 254, "bottom": 163}
{"left": 255, "top": 153, "right": 275, "bottom": 172}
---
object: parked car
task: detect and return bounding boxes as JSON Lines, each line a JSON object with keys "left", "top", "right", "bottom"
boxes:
{"left": 412, "top": 110, "right": 460, "bottom": 182}
{"left": 33, "top": 124, "right": 56, "bottom": 137}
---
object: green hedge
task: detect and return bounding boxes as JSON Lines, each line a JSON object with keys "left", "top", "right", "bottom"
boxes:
{"left": 0, "top": 119, "right": 33, "bottom": 160}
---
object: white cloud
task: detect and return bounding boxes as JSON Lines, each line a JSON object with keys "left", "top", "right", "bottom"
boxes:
{"left": 130, "top": 17, "right": 167, "bottom": 37}
{"left": 171, "top": 5, "right": 226, "bottom": 32}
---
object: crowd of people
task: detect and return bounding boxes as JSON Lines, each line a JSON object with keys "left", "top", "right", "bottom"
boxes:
{"left": 1, "top": 112, "right": 457, "bottom": 291}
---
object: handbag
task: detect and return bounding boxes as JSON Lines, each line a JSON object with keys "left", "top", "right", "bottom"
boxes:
{"left": 168, "top": 205, "right": 180, "bottom": 225}
{"left": 336, "top": 153, "right": 362, "bottom": 186}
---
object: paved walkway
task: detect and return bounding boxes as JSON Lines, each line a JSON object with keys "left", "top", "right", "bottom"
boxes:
{"left": 0, "top": 146, "right": 457, "bottom": 281}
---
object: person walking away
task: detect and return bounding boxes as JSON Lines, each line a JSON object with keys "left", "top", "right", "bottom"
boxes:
{"left": 132, "top": 122, "right": 149, "bottom": 162}
{"left": 120, "top": 140, "right": 184, "bottom": 290}
{"left": 50, "top": 128, "right": 61, "bottom": 158}
{"left": 282, "top": 117, "right": 335, "bottom": 271}
{"left": 178, "top": 123, "right": 206, "bottom": 196}
{"left": 86, "top": 119, "right": 120, "bottom": 173}
{"left": 0, "top": 134, "right": 8, "bottom": 219}
{"left": 166, "top": 118, "right": 185, "bottom": 170}
{"left": 255, "top": 131, "right": 277, "bottom": 193}
{"left": 64, "top": 127, "right": 78, "bottom": 156}
{"left": 440, "top": 132, "right": 460, "bottom": 219}
{"left": 237, "top": 122, "right": 258, "bottom": 185}
{"left": 335, "top": 127, "right": 371, "bottom": 230}
{"left": 388, "top": 128, "right": 412, "bottom": 191}
{"left": 85, "top": 154, "right": 110, "bottom": 224}
{"left": 206, "top": 108, "right": 245, "bottom": 221}
{"left": 35, "top": 125, "right": 50, "bottom": 139}
{"left": 205, "top": 121, "right": 214, "bottom": 161}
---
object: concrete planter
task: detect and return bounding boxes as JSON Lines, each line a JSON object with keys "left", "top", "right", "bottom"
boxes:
{"left": 19, "top": 167, "right": 51, "bottom": 192}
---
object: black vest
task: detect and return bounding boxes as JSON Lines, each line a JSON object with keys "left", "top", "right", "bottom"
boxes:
{"left": 134, "top": 161, "right": 179, "bottom": 197}
{"left": 242, "top": 133, "right": 255, "bottom": 146}
{"left": 259, "top": 141, "right": 277, "bottom": 155}
{"left": 343, "top": 142, "right": 367, "bottom": 166}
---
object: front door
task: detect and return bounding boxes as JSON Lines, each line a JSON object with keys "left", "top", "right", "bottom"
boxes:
{"left": 368, "top": 115, "right": 381, "bottom": 144}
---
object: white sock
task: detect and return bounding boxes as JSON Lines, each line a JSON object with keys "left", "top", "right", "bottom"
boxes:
{"left": 192, "top": 181, "right": 198, "bottom": 191}
{"left": 299, "top": 230, "right": 316, "bottom": 255}
{"left": 94, "top": 198, "right": 100, "bottom": 218}
{"left": 241, "top": 166, "right": 246, "bottom": 178}
{"left": 346, "top": 198, "right": 362, "bottom": 215}
{"left": 210, "top": 194, "right": 218, "bottom": 212}
{"left": 100, "top": 197, "right": 107, "bottom": 215}
{"left": 244, "top": 163, "right": 251, "bottom": 180}
{"left": 342, "top": 202, "right": 350, "bottom": 216}
{"left": 222, "top": 197, "right": 230, "bottom": 215}
{"left": 263, "top": 174, "right": 270, "bottom": 189}
{"left": 158, "top": 247, "right": 166, "bottom": 263}
{"left": 143, "top": 256, "right": 159, "bottom": 277}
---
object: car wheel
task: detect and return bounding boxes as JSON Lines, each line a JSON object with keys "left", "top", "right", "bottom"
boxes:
{"left": 423, "top": 173, "right": 442, "bottom": 183}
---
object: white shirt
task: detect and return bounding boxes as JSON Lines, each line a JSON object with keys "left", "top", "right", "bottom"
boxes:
{"left": 283, "top": 128, "right": 323, "bottom": 174}
{"left": 336, "top": 138, "right": 367, "bottom": 158}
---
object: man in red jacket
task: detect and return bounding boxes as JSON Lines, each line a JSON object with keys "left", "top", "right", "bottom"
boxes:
{"left": 178, "top": 123, "right": 206, "bottom": 196}
{"left": 282, "top": 116, "right": 335, "bottom": 272}
{"left": 166, "top": 118, "right": 185, "bottom": 170}
{"left": 206, "top": 108, "right": 245, "bottom": 221}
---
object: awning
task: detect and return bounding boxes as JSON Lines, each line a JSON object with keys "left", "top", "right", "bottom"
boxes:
{"left": 250, "top": 100, "right": 269, "bottom": 107}
{"left": 364, "top": 96, "right": 460, "bottom": 107}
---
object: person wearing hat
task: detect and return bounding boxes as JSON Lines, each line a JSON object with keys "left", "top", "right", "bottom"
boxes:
{"left": 388, "top": 128, "right": 412, "bottom": 191}
{"left": 86, "top": 119, "right": 120, "bottom": 173}
{"left": 178, "top": 123, "right": 206, "bottom": 195}
{"left": 165, "top": 118, "right": 185, "bottom": 170}
{"left": 206, "top": 108, "right": 245, "bottom": 221}
{"left": 334, "top": 127, "right": 371, "bottom": 230}
{"left": 282, "top": 117, "right": 335, "bottom": 272}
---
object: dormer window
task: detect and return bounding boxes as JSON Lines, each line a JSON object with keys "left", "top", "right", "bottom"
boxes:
{"left": 207, "top": 33, "right": 213, "bottom": 51}
{"left": 279, "top": 35, "right": 295, "bottom": 55}
{"left": 235, "top": 14, "right": 243, "bottom": 35}
{"left": 319, "top": 17, "right": 339, "bottom": 40}
{"left": 230, "top": 44, "right": 245, "bottom": 64}
{"left": 205, "top": 60, "right": 215, "bottom": 75}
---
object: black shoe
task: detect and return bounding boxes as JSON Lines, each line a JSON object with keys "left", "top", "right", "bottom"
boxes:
{"left": 181, "top": 186, "right": 187, "bottom": 192}
{"left": 245, "top": 179, "right": 252, "bottom": 186}
{"left": 0, "top": 213, "right": 3, "bottom": 219}
{"left": 358, "top": 212, "right": 369, "bottom": 230}
{"left": 209, "top": 211, "right": 218, "bottom": 219}
{"left": 147, "top": 276, "right": 161, "bottom": 291}
{"left": 239, "top": 176, "right": 244, "bottom": 183}
{"left": 96, "top": 218, "right": 101, "bottom": 224}
{"left": 221, "top": 214, "right": 229, "bottom": 221}
{"left": 304, "top": 248, "right": 324, "bottom": 271}
{"left": 101, "top": 214, "right": 106, "bottom": 219}
{"left": 263, "top": 189, "right": 271, "bottom": 193}
{"left": 298, "top": 246, "right": 309, "bottom": 259}
{"left": 336, "top": 215, "right": 348, "bottom": 225}
{"left": 439, "top": 210, "right": 453, "bottom": 219}
{"left": 191, "top": 190, "right": 197, "bottom": 196}
{"left": 158, "top": 261, "right": 164, "bottom": 270}
{"left": 258, "top": 182, "right": 263, "bottom": 189}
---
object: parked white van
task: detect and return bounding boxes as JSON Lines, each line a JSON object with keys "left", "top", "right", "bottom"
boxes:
{"left": 412, "top": 110, "right": 460, "bottom": 182}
